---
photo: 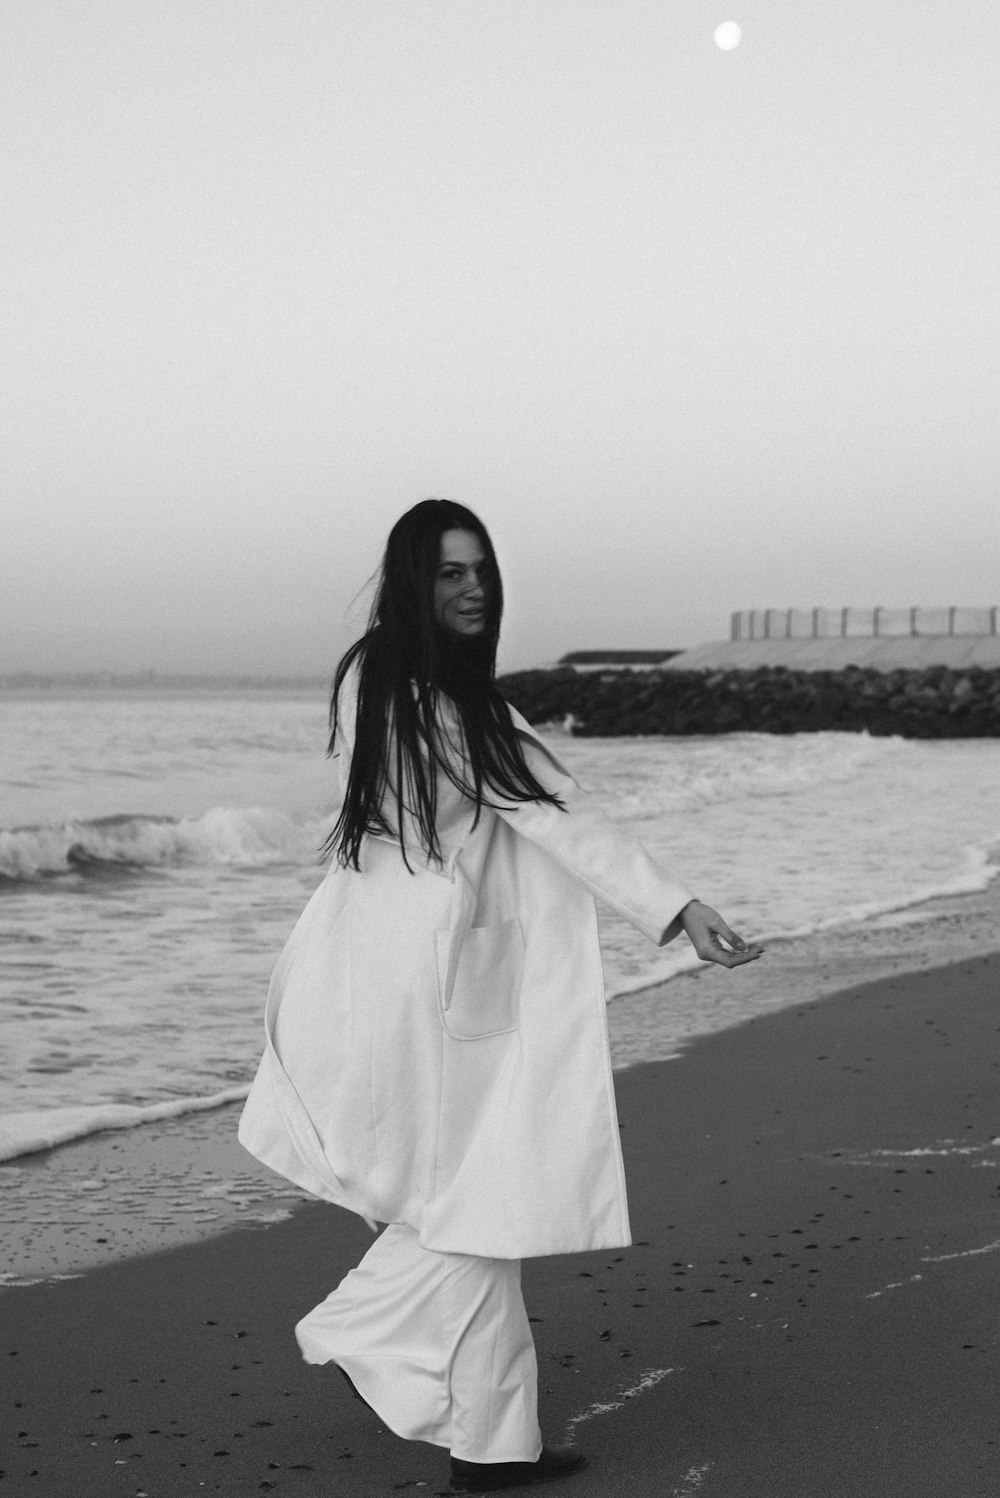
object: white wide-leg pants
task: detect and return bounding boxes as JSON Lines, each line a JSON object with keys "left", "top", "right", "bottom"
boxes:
{"left": 295, "top": 1223, "right": 543, "bottom": 1463}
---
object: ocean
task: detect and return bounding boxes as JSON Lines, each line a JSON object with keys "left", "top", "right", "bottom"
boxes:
{"left": 3, "top": 686, "right": 1000, "bottom": 1170}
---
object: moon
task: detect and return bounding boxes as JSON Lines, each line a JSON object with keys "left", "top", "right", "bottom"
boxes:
{"left": 714, "top": 21, "right": 742, "bottom": 50}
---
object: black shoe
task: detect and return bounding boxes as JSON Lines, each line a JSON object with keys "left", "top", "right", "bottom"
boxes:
{"left": 449, "top": 1443, "right": 586, "bottom": 1493}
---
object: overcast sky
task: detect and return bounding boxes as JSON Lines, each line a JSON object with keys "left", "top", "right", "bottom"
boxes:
{"left": 3, "top": 0, "right": 998, "bottom": 674}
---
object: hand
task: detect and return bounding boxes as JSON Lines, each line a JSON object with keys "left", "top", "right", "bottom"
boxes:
{"left": 680, "top": 901, "right": 765, "bottom": 969}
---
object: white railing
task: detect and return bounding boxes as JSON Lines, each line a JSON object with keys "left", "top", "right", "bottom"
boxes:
{"left": 730, "top": 606, "right": 1000, "bottom": 642}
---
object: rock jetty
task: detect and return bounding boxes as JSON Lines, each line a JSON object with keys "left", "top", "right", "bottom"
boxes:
{"left": 497, "top": 664, "right": 1000, "bottom": 737}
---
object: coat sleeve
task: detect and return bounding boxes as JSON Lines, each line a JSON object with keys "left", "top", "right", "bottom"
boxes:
{"left": 492, "top": 706, "right": 695, "bottom": 947}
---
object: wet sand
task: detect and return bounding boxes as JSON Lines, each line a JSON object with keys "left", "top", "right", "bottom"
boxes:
{"left": 4, "top": 952, "right": 1000, "bottom": 1496}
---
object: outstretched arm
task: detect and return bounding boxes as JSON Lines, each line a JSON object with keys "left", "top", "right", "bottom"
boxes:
{"left": 494, "top": 710, "right": 764, "bottom": 966}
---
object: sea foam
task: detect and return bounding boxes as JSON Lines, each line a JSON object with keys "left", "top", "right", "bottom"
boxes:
{"left": 0, "top": 1087, "right": 252, "bottom": 1163}
{"left": 0, "top": 806, "right": 320, "bottom": 881}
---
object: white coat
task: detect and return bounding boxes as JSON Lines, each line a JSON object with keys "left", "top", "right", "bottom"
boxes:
{"left": 238, "top": 673, "right": 693, "bottom": 1259}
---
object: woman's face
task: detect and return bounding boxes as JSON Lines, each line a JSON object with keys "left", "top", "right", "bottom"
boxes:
{"left": 434, "top": 529, "right": 490, "bottom": 637}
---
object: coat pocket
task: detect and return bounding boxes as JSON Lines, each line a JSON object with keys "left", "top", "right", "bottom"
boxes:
{"left": 435, "top": 918, "right": 524, "bottom": 1040}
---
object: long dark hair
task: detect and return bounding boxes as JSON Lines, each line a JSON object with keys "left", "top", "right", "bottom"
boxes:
{"left": 324, "top": 499, "right": 563, "bottom": 871}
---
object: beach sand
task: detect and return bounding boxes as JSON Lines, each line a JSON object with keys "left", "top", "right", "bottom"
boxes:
{"left": 5, "top": 949, "right": 1000, "bottom": 1496}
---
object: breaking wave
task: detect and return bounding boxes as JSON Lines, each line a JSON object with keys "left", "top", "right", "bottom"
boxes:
{"left": 564, "top": 729, "right": 910, "bottom": 821}
{"left": 0, "top": 806, "right": 322, "bottom": 882}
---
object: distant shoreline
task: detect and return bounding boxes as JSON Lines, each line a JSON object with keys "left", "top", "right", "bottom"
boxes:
{"left": 0, "top": 671, "right": 331, "bottom": 693}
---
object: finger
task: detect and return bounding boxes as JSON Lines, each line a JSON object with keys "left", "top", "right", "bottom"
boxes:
{"left": 709, "top": 916, "right": 757, "bottom": 952}
{"left": 730, "top": 945, "right": 765, "bottom": 964}
{"left": 711, "top": 918, "right": 748, "bottom": 951}
{"left": 729, "top": 943, "right": 765, "bottom": 964}
{"left": 710, "top": 926, "right": 766, "bottom": 957}
{"left": 692, "top": 939, "right": 741, "bottom": 967}
{"left": 696, "top": 941, "right": 765, "bottom": 968}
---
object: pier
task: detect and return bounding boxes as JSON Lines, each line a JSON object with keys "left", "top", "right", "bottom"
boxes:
{"left": 666, "top": 606, "right": 1000, "bottom": 673}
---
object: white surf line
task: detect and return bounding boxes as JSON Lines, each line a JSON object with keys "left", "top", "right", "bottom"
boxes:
{"left": 834, "top": 1139, "right": 1000, "bottom": 1165}
{"left": 563, "top": 1366, "right": 676, "bottom": 1437}
{"left": 921, "top": 1238, "right": 1000, "bottom": 1264}
{"left": 865, "top": 1237, "right": 1000, "bottom": 1299}
{"left": 671, "top": 1462, "right": 714, "bottom": 1497}
{"left": 0, "top": 1271, "right": 84, "bottom": 1289}
{"left": 865, "top": 1273, "right": 923, "bottom": 1299}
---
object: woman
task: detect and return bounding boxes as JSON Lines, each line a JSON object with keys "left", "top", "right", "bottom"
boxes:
{"left": 239, "top": 499, "right": 763, "bottom": 1494}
